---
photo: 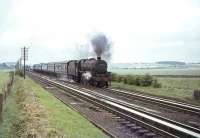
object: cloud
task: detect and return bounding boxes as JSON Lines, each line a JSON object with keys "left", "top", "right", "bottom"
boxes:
{"left": 0, "top": 0, "right": 200, "bottom": 63}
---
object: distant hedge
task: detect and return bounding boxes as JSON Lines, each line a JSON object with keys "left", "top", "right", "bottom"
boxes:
{"left": 111, "top": 73, "right": 162, "bottom": 88}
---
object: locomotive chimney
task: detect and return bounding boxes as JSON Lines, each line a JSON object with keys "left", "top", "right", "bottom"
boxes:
{"left": 97, "top": 56, "right": 101, "bottom": 60}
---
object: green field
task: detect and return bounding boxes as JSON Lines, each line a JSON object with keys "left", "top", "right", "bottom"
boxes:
{"left": 0, "top": 71, "right": 9, "bottom": 93}
{"left": 111, "top": 77, "right": 200, "bottom": 105}
{"left": 0, "top": 75, "right": 109, "bottom": 138}
{"left": 111, "top": 67, "right": 200, "bottom": 105}
{"left": 110, "top": 68, "right": 200, "bottom": 76}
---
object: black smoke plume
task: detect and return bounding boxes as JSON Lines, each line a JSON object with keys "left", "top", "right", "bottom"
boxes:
{"left": 90, "top": 32, "right": 112, "bottom": 61}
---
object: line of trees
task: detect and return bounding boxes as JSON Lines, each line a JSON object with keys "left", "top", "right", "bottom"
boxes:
{"left": 111, "top": 73, "right": 162, "bottom": 88}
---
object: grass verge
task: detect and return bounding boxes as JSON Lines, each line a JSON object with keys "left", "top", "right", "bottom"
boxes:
{"left": 0, "top": 76, "right": 109, "bottom": 138}
{"left": 0, "top": 79, "right": 18, "bottom": 138}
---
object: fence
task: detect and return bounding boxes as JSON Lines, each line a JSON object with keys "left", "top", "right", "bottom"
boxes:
{"left": 0, "top": 72, "right": 14, "bottom": 122}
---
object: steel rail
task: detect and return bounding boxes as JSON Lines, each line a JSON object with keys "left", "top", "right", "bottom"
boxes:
{"left": 106, "top": 88, "right": 200, "bottom": 115}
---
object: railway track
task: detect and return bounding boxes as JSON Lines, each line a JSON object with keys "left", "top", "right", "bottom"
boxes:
{"left": 106, "top": 88, "right": 200, "bottom": 116}
{"left": 60, "top": 79, "right": 200, "bottom": 128}
{"left": 29, "top": 72, "right": 200, "bottom": 138}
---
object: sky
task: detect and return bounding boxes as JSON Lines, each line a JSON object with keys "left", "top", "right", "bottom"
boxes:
{"left": 0, "top": 0, "right": 200, "bottom": 64}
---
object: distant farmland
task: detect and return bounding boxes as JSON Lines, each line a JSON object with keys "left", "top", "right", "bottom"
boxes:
{"left": 110, "top": 68, "right": 200, "bottom": 76}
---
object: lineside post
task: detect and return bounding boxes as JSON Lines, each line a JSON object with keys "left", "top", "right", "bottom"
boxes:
{"left": 21, "top": 47, "right": 28, "bottom": 79}
{"left": 0, "top": 94, "right": 3, "bottom": 122}
{"left": 24, "top": 47, "right": 25, "bottom": 79}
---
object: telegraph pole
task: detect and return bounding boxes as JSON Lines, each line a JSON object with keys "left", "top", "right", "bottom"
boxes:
{"left": 21, "top": 47, "right": 28, "bottom": 79}
{"left": 24, "top": 47, "right": 25, "bottom": 79}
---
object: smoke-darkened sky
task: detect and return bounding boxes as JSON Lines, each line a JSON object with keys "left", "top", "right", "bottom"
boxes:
{"left": 0, "top": 0, "right": 200, "bottom": 64}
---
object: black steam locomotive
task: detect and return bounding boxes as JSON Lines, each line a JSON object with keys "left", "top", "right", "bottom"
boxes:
{"left": 33, "top": 57, "right": 111, "bottom": 87}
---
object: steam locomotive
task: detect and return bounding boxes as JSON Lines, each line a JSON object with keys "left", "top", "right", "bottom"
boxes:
{"left": 33, "top": 57, "right": 111, "bottom": 87}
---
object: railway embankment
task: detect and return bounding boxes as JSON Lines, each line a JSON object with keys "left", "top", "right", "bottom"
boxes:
{"left": 0, "top": 75, "right": 109, "bottom": 138}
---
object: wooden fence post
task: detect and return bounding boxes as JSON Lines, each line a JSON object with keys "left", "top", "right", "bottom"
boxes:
{"left": 2, "top": 85, "right": 6, "bottom": 101}
{"left": 193, "top": 89, "right": 200, "bottom": 100}
{"left": 0, "top": 94, "right": 3, "bottom": 122}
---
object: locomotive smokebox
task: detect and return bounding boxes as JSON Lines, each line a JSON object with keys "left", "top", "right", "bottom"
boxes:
{"left": 97, "top": 56, "right": 101, "bottom": 60}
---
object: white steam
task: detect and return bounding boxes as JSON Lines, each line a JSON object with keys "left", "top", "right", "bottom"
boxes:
{"left": 82, "top": 71, "right": 92, "bottom": 80}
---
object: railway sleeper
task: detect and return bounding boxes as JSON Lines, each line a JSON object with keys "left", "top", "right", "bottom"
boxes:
{"left": 144, "top": 132, "right": 157, "bottom": 138}
{"left": 136, "top": 129, "right": 149, "bottom": 136}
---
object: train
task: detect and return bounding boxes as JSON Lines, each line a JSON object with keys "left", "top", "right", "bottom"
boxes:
{"left": 33, "top": 57, "right": 111, "bottom": 87}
